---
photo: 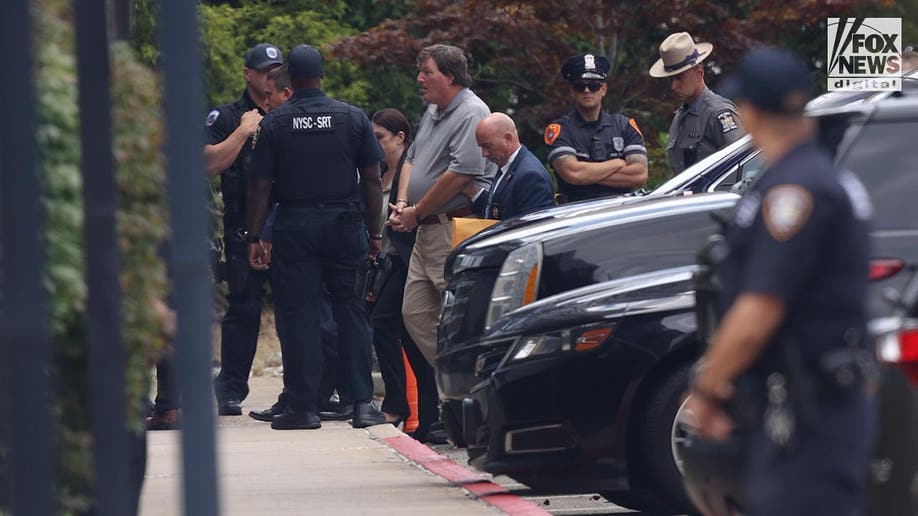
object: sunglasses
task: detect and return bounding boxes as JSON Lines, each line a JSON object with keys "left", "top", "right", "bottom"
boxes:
{"left": 572, "top": 81, "right": 604, "bottom": 93}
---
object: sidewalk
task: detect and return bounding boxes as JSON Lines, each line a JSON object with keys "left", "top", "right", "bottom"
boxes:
{"left": 140, "top": 376, "right": 524, "bottom": 515}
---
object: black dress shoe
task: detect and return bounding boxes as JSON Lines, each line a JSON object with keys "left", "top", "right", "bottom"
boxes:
{"left": 270, "top": 410, "right": 321, "bottom": 430}
{"left": 248, "top": 401, "right": 284, "bottom": 422}
{"left": 351, "top": 401, "right": 387, "bottom": 428}
{"left": 412, "top": 426, "right": 449, "bottom": 445}
{"left": 217, "top": 398, "right": 242, "bottom": 416}
{"left": 319, "top": 404, "right": 354, "bottom": 421}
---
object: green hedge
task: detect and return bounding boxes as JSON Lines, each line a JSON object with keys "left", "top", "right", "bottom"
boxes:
{"left": 23, "top": 0, "right": 169, "bottom": 512}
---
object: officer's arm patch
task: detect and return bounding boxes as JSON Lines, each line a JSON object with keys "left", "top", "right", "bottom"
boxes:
{"left": 628, "top": 118, "right": 643, "bottom": 139}
{"left": 717, "top": 111, "right": 738, "bottom": 133}
{"left": 205, "top": 109, "right": 220, "bottom": 126}
{"left": 762, "top": 184, "right": 813, "bottom": 242}
{"left": 544, "top": 123, "right": 561, "bottom": 146}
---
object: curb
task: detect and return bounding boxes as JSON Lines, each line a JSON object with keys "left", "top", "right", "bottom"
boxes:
{"left": 367, "top": 425, "right": 550, "bottom": 516}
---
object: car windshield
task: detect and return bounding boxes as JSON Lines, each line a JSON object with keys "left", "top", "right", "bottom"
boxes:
{"left": 651, "top": 134, "right": 753, "bottom": 195}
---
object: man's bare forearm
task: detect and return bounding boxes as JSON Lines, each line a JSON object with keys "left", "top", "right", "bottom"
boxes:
{"left": 246, "top": 177, "right": 273, "bottom": 237}
{"left": 695, "top": 293, "right": 786, "bottom": 394}
{"left": 204, "top": 127, "right": 250, "bottom": 178}
{"left": 553, "top": 155, "right": 625, "bottom": 186}
{"left": 597, "top": 154, "right": 648, "bottom": 189}
{"left": 359, "top": 162, "right": 383, "bottom": 237}
{"left": 414, "top": 171, "right": 473, "bottom": 219}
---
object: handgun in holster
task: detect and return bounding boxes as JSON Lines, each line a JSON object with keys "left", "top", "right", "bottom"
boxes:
{"left": 683, "top": 145, "right": 698, "bottom": 169}
{"left": 365, "top": 252, "right": 393, "bottom": 301}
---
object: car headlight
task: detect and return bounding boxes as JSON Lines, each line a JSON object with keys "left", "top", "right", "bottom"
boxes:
{"left": 485, "top": 243, "right": 542, "bottom": 330}
{"left": 509, "top": 324, "right": 616, "bottom": 362}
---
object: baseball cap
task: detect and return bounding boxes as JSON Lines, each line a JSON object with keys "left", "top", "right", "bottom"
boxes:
{"left": 561, "top": 53, "right": 610, "bottom": 82}
{"left": 244, "top": 43, "right": 284, "bottom": 70}
{"left": 288, "top": 44, "right": 324, "bottom": 80}
{"left": 720, "top": 47, "right": 813, "bottom": 114}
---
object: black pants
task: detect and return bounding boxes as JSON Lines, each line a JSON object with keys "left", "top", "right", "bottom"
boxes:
{"left": 370, "top": 255, "right": 438, "bottom": 433}
{"left": 153, "top": 349, "right": 179, "bottom": 414}
{"left": 272, "top": 205, "right": 374, "bottom": 413}
{"left": 213, "top": 239, "right": 271, "bottom": 403}
{"left": 275, "top": 289, "right": 351, "bottom": 409}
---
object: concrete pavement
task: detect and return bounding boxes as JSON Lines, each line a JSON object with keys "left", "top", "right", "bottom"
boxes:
{"left": 140, "top": 376, "right": 523, "bottom": 515}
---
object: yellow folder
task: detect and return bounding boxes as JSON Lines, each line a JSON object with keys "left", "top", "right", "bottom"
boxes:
{"left": 450, "top": 217, "right": 498, "bottom": 249}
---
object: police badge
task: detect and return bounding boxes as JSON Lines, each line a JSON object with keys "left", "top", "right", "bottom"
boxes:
{"left": 612, "top": 137, "right": 624, "bottom": 152}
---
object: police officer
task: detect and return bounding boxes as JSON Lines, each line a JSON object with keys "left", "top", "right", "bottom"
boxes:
{"left": 246, "top": 44, "right": 386, "bottom": 430}
{"left": 687, "top": 48, "right": 875, "bottom": 516}
{"left": 204, "top": 42, "right": 283, "bottom": 416}
{"left": 650, "top": 32, "right": 744, "bottom": 175}
{"left": 545, "top": 53, "right": 648, "bottom": 203}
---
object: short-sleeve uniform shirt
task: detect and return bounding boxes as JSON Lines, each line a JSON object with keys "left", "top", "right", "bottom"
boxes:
{"left": 248, "top": 88, "right": 382, "bottom": 203}
{"left": 545, "top": 110, "right": 647, "bottom": 202}
{"left": 718, "top": 140, "right": 872, "bottom": 365}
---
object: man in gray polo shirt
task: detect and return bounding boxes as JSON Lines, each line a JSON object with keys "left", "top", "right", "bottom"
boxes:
{"left": 389, "top": 44, "right": 496, "bottom": 366}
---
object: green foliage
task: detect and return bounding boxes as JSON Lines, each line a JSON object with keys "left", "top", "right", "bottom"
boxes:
{"left": 199, "top": 2, "right": 370, "bottom": 108}
{"left": 31, "top": 0, "right": 168, "bottom": 512}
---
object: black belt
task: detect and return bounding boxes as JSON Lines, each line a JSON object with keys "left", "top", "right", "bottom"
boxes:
{"left": 280, "top": 199, "right": 360, "bottom": 209}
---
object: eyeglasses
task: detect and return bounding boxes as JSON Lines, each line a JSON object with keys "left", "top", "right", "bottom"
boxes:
{"left": 572, "top": 81, "right": 604, "bottom": 93}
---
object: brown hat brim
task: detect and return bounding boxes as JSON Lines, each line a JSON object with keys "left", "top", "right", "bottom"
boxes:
{"left": 649, "top": 42, "right": 713, "bottom": 77}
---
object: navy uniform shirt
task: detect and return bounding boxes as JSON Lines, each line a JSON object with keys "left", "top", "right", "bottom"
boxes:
{"left": 718, "top": 139, "right": 872, "bottom": 366}
{"left": 666, "top": 87, "right": 744, "bottom": 175}
{"left": 205, "top": 89, "right": 265, "bottom": 224}
{"left": 249, "top": 88, "right": 382, "bottom": 203}
{"left": 545, "top": 110, "right": 647, "bottom": 203}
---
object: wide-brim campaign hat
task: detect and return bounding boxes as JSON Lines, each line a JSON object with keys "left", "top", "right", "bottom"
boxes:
{"left": 649, "top": 32, "right": 713, "bottom": 77}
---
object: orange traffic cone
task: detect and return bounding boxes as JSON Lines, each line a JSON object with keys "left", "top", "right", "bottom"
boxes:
{"left": 403, "top": 349, "right": 419, "bottom": 434}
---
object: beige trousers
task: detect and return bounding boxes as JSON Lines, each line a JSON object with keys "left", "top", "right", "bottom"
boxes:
{"left": 402, "top": 222, "right": 453, "bottom": 366}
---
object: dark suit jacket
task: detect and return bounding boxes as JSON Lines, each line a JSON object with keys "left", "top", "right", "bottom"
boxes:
{"left": 473, "top": 145, "right": 555, "bottom": 220}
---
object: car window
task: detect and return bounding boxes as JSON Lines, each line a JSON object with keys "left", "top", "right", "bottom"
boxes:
{"left": 838, "top": 119, "right": 918, "bottom": 229}
{"left": 710, "top": 150, "right": 765, "bottom": 193}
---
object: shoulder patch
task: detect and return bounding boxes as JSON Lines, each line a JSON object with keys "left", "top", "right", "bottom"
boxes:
{"left": 205, "top": 109, "right": 220, "bottom": 127}
{"left": 544, "top": 123, "right": 561, "bottom": 146}
{"left": 716, "top": 111, "right": 738, "bottom": 133}
{"left": 628, "top": 118, "right": 643, "bottom": 138}
{"left": 762, "top": 184, "right": 813, "bottom": 242}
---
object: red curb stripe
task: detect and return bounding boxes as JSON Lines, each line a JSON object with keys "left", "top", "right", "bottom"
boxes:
{"left": 383, "top": 435, "right": 550, "bottom": 516}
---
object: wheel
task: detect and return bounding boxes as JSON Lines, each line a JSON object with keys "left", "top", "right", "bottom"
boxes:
{"left": 637, "top": 364, "right": 696, "bottom": 513}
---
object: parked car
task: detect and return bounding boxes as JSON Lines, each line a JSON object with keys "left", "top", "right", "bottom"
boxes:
{"left": 440, "top": 94, "right": 918, "bottom": 513}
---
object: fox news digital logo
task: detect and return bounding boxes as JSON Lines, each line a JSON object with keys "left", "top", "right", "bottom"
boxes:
{"left": 827, "top": 18, "right": 902, "bottom": 91}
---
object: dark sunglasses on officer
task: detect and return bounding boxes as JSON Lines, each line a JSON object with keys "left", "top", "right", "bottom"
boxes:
{"left": 571, "top": 81, "right": 604, "bottom": 93}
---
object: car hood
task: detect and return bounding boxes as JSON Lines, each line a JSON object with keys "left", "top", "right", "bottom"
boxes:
{"left": 464, "top": 192, "right": 739, "bottom": 252}
{"left": 482, "top": 265, "right": 697, "bottom": 339}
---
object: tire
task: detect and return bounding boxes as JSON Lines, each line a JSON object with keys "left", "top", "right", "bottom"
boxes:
{"left": 637, "top": 364, "right": 696, "bottom": 513}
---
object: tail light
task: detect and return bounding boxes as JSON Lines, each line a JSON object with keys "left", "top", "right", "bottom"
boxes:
{"left": 869, "top": 258, "right": 905, "bottom": 281}
{"left": 877, "top": 323, "right": 918, "bottom": 386}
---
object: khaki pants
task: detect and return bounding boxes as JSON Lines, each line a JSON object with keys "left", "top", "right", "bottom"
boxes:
{"left": 402, "top": 222, "right": 453, "bottom": 366}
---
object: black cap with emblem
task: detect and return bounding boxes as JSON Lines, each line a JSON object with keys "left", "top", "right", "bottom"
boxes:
{"left": 288, "top": 44, "right": 324, "bottom": 80}
{"left": 244, "top": 43, "right": 284, "bottom": 70}
{"left": 720, "top": 47, "right": 813, "bottom": 114}
{"left": 561, "top": 53, "right": 610, "bottom": 82}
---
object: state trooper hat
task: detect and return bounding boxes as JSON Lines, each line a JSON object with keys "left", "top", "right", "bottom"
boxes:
{"left": 649, "top": 32, "right": 713, "bottom": 77}
{"left": 244, "top": 43, "right": 284, "bottom": 70}
{"left": 561, "top": 53, "right": 610, "bottom": 82}
{"left": 288, "top": 44, "right": 324, "bottom": 79}
{"left": 721, "top": 47, "right": 813, "bottom": 114}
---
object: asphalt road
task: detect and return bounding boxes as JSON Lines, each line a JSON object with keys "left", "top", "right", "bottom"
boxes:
{"left": 429, "top": 443, "right": 685, "bottom": 516}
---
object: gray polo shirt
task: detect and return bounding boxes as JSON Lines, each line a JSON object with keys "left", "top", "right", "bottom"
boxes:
{"left": 407, "top": 88, "right": 496, "bottom": 214}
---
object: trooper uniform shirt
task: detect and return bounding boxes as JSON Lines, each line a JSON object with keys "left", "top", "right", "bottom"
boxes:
{"left": 667, "top": 87, "right": 743, "bottom": 175}
{"left": 249, "top": 88, "right": 382, "bottom": 202}
{"left": 718, "top": 139, "right": 872, "bottom": 367}
{"left": 545, "top": 110, "right": 647, "bottom": 203}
